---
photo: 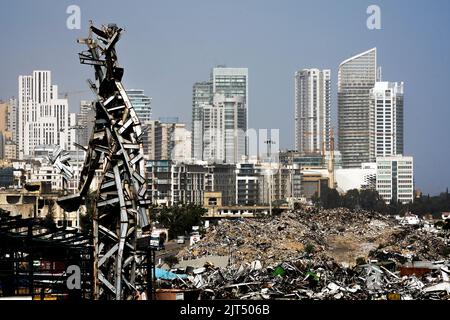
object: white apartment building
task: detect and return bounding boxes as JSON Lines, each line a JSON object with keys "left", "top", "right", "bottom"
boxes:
{"left": 369, "top": 82, "right": 404, "bottom": 161}
{"left": 376, "top": 156, "right": 414, "bottom": 204}
{"left": 18, "top": 70, "right": 70, "bottom": 158}
{"left": 295, "top": 69, "right": 331, "bottom": 154}
{"left": 198, "top": 94, "right": 246, "bottom": 164}
{"left": 202, "top": 103, "right": 225, "bottom": 162}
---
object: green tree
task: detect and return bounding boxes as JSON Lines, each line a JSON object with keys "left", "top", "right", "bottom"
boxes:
{"left": 374, "top": 199, "right": 388, "bottom": 214}
{"left": 313, "top": 186, "right": 342, "bottom": 209}
{"left": 388, "top": 198, "right": 403, "bottom": 215}
{"left": 157, "top": 204, "right": 206, "bottom": 239}
{"left": 325, "top": 188, "right": 342, "bottom": 209}
{"left": 360, "top": 189, "right": 382, "bottom": 211}
{"left": 343, "top": 189, "right": 360, "bottom": 210}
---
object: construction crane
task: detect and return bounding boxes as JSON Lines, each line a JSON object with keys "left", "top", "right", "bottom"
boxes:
{"left": 327, "top": 128, "right": 336, "bottom": 189}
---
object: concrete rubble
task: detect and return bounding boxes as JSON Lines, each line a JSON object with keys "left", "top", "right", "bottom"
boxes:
{"left": 166, "top": 208, "right": 450, "bottom": 300}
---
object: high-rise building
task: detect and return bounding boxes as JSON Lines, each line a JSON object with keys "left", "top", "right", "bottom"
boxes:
{"left": 192, "top": 81, "right": 212, "bottom": 160}
{"left": 376, "top": 156, "right": 414, "bottom": 204}
{"left": 369, "top": 82, "right": 404, "bottom": 161}
{"left": 201, "top": 102, "right": 224, "bottom": 162}
{"left": 7, "top": 98, "right": 18, "bottom": 144}
{"left": 192, "top": 66, "right": 249, "bottom": 163}
{"left": 126, "top": 90, "right": 152, "bottom": 160}
{"left": 0, "top": 102, "right": 8, "bottom": 132}
{"left": 143, "top": 120, "right": 191, "bottom": 162}
{"left": 212, "top": 67, "right": 248, "bottom": 103}
{"left": 295, "top": 69, "right": 331, "bottom": 154}
{"left": 76, "top": 100, "right": 95, "bottom": 147}
{"left": 127, "top": 89, "right": 152, "bottom": 123}
{"left": 0, "top": 99, "right": 18, "bottom": 159}
{"left": 169, "top": 124, "right": 192, "bottom": 163}
{"left": 219, "top": 94, "right": 247, "bottom": 164}
{"left": 199, "top": 94, "right": 246, "bottom": 163}
{"left": 338, "top": 48, "right": 377, "bottom": 168}
{"left": 18, "top": 70, "right": 70, "bottom": 158}
{"left": 142, "top": 120, "right": 157, "bottom": 160}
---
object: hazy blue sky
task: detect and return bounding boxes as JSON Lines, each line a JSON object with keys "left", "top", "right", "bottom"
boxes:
{"left": 1, "top": 0, "right": 449, "bottom": 195}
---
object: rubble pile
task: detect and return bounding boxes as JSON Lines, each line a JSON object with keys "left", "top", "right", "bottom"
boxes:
{"left": 179, "top": 211, "right": 317, "bottom": 265}
{"left": 370, "top": 228, "right": 449, "bottom": 263}
{"left": 168, "top": 208, "right": 450, "bottom": 300}
{"left": 165, "top": 255, "right": 450, "bottom": 300}
{"left": 178, "top": 208, "right": 403, "bottom": 266}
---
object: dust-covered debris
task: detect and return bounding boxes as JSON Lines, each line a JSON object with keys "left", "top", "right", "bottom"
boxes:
{"left": 169, "top": 208, "right": 450, "bottom": 300}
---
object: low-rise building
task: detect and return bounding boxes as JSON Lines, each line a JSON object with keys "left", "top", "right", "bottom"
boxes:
{"left": 376, "top": 155, "right": 414, "bottom": 204}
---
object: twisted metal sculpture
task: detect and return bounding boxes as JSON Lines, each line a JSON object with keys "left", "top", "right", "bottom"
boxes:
{"left": 57, "top": 23, "right": 150, "bottom": 300}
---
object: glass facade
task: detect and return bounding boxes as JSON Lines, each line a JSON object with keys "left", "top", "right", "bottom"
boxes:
{"left": 127, "top": 89, "right": 152, "bottom": 123}
{"left": 338, "top": 48, "right": 377, "bottom": 168}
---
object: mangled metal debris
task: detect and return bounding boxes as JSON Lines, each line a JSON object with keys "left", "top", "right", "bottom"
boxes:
{"left": 168, "top": 208, "right": 450, "bottom": 300}
{"left": 48, "top": 23, "right": 151, "bottom": 300}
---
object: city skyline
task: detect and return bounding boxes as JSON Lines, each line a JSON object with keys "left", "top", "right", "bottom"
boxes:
{"left": 1, "top": 0, "right": 450, "bottom": 194}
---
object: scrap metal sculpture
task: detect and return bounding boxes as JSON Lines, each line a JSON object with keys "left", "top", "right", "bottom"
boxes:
{"left": 58, "top": 23, "right": 150, "bottom": 300}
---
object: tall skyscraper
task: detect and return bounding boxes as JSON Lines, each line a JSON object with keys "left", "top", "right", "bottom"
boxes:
{"left": 219, "top": 94, "right": 247, "bottom": 164}
{"left": 18, "top": 70, "right": 70, "bottom": 158}
{"left": 201, "top": 94, "right": 246, "bottom": 163}
{"left": 76, "top": 100, "right": 96, "bottom": 147}
{"left": 201, "top": 102, "right": 224, "bottom": 162}
{"left": 212, "top": 67, "right": 248, "bottom": 103}
{"left": 338, "top": 48, "right": 377, "bottom": 168}
{"left": 192, "top": 66, "right": 248, "bottom": 163}
{"left": 126, "top": 89, "right": 152, "bottom": 123}
{"left": 192, "top": 81, "right": 212, "bottom": 160}
{"left": 369, "top": 82, "right": 404, "bottom": 161}
{"left": 295, "top": 69, "right": 331, "bottom": 154}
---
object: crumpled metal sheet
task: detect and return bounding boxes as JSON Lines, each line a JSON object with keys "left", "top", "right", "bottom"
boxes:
{"left": 171, "top": 208, "right": 450, "bottom": 300}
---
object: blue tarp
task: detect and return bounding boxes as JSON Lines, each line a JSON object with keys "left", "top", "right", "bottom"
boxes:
{"left": 155, "top": 268, "right": 188, "bottom": 280}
